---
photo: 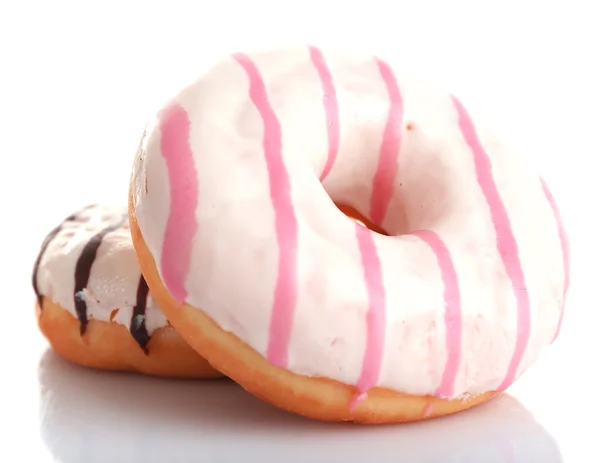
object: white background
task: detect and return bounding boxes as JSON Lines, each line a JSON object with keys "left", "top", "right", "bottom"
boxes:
{"left": 0, "top": 1, "right": 599, "bottom": 461}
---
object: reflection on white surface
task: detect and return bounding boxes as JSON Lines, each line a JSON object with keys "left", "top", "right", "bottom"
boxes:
{"left": 39, "top": 350, "right": 562, "bottom": 463}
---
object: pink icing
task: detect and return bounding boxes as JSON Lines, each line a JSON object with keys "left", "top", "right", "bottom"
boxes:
{"left": 158, "top": 103, "right": 199, "bottom": 303}
{"left": 309, "top": 46, "right": 340, "bottom": 182}
{"left": 413, "top": 230, "right": 462, "bottom": 398}
{"left": 540, "top": 178, "right": 570, "bottom": 343}
{"left": 348, "top": 392, "right": 367, "bottom": 411}
{"left": 352, "top": 223, "right": 386, "bottom": 406}
{"left": 138, "top": 49, "right": 565, "bottom": 406}
{"left": 233, "top": 53, "right": 299, "bottom": 369}
{"left": 452, "top": 96, "right": 531, "bottom": 392}
{"left": 369, "top": 58, "right": 403, "bottom": 226}
{"left": 423, "top": 403, "right": 434, "bottom": 418}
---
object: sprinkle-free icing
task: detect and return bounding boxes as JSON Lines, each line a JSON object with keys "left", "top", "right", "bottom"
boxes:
{"left": 353, "top": 223, "right": 386, "bottom": 406}
{"left": 73, "top": 214, "right": 128, "bottom": 335}
{"left": 452, "top": 96, "right": 531, "bottom": 392}
{"left": 233, "top": 53, "right": 300, "bottom": 369}
{"left": 309, "top": 45, "right": 339, "bottom": 182}
{"left": 540, "top": 177, "right": 571, "bottom": 343}
{"left": 413, "top": 229, "right": 462, "bottom": 398}
{"left": 131, "top": 46, "right": 569, "bottom": 399}
{"left": 159, "top": 103, "right": 198, "bottom": 304}
{"left": 33, "top": 204, "right": 168, "bottom": 351}
{"left": 370, "top": 57, "right": 403, "bottom": 225}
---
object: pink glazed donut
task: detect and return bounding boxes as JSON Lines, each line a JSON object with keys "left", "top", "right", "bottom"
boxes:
{"left": 129, "top": 46, "right": 570, "bottom": 423}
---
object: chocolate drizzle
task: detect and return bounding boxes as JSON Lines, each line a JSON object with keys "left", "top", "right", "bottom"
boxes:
{"left": 32, "top": 212, "right": 78, "bottom": 308}
{"left": 130, "top": 275, "right": 151, "bottom": 354}
{"left": 34, "top": 205, "right": 156, "bottom": 351}
{"left": 73, "top": 214, "right": 127, "bottom": 335}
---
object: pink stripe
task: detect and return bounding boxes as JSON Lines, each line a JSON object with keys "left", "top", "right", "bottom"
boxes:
{"left": 158, "top": 103, "right": 199, "bottom": 303}
{"left": 370, "top": 58, "right": 403, "bottom": 226}
{"left": 233, "top": 53, "right": 299, "bottom": 369}
{"left": 452, "top": 96, "right": 531, "bottom": 391}
{"left": 423, "top": 403, "right": 434, "bottom": 418}
{"left": 413, "top": 230, "right": 462, "bottom": 398}
{"left": 308, "top": 46, "right": 340, "bottom": 182}
{"left": 353, "top": 224, "right": 386, "bottom": 400}
{"left": 540, "top": 177, "right": 570, "bottom": 343}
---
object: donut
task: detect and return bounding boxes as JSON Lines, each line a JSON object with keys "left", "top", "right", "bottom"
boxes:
{"left": 33, "top": 203, "right": 223, "bottom": 379}
{"left": 129, "top": 46, "right": 569, "bottom": 423}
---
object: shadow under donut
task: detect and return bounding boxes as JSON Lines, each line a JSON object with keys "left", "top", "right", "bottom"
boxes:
{"left": 38, "top": 349, "right": 563, "bottom": 463}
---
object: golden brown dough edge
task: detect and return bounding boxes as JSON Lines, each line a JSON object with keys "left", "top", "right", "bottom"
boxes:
{"left": 128, "top": 192, "right": 498, "bottom": 423}
{"left": 36, "top": 297, "right": 224, "bottom": 379}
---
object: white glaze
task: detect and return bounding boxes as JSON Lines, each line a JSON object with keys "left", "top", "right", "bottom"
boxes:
{"left": 35, "top": 204, "right": 168, "bottom": 335}
{"left": 131, "top": 47, "right": 567, "bottom": 398}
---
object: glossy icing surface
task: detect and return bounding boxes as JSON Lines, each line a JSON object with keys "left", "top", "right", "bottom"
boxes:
{"left": 131, "top": 46, "right": 569, "bottom": 398}
{"left": 33, "top": 204, "right": 168, "bottom": 351}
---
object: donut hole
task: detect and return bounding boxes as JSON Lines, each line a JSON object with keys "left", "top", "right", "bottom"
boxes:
{"left": 335, "top": 203, "right": 389, "bottom": 236}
